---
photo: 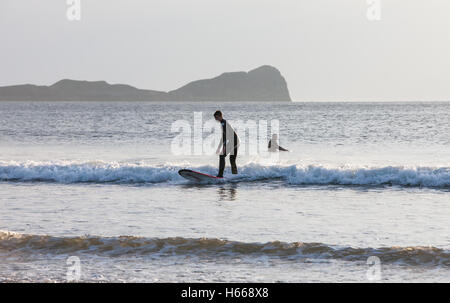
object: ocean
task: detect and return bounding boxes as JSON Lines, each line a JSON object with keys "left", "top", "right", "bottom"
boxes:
{"left": 0, "top": 101, "right": 449, "bottom": 282}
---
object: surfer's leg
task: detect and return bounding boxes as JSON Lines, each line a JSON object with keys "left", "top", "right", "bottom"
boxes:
{"left": 230, "top": 146, "right": 238, "bottom": 174}
{"left": 218, "top": 155, "right": 226, "bottom": 177}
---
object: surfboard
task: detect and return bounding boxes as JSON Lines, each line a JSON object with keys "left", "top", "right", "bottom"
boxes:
{"left": 178, "top": 169, "right": 223, "bottom": 182}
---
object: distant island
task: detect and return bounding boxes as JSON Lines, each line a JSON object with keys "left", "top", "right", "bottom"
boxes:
{"left": 0, "top": 65, "right": 291, "bottom": 102}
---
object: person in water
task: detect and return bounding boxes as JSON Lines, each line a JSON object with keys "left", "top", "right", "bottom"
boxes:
{"left": 268, "top": 134, "right": 288, "bottom": 152}
{"left": 214, "top": 110, "right": 240, "bottom": 177}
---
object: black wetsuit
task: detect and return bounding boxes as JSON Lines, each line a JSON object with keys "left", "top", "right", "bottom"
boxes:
{"left": 218, "top": 119, "right": 239, "bottom": 177}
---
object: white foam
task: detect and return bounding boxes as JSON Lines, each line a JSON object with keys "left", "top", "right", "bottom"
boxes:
{"left": 0, "top": 160, "right": 450, "bottom": 187}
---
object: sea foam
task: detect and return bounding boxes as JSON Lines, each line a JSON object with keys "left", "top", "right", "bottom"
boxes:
{"left": 0, "top": 161, "right": 450, "bottom": 188}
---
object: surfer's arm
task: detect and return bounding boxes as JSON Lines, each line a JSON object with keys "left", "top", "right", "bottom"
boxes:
{"left": 217, "top": 120, "right": 227, "bottom": 154}
{"left": 216, "top": 139, "right": 222, "bottom": 154}
{"left": 216, "top": 137, "right": 225, "bottom": 154}
{"left": 278, "top": 146, "right": 289, "bottom": 152}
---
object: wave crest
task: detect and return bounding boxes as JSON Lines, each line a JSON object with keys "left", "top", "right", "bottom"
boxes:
{"left": 1, "top": 161, "right": 450, "bottom": 188}
{"left": 1, "top": 231, "right": 448, "bottom": 266}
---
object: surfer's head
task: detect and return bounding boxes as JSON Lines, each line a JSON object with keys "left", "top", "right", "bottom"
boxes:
{"left": 213, "top": 110, "right": 223, "bottom": 122}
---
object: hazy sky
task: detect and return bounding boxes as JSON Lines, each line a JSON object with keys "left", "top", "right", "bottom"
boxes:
{"left": 1, "top": 0, "right": 450, "bottom": 101}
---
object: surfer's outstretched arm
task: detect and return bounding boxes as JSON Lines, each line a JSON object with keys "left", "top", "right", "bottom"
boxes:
{"left": 278, "top": 146, "right": 289, "bottom": 152}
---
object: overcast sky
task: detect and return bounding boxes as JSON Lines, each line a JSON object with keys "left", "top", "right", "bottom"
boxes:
{"left": 1, "top": 0, "right": 449, "bottom": 101}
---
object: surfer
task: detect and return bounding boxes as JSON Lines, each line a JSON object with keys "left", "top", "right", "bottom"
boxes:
{"left": 214, "top": 111, "right": 240, "bottom": 178}
{"left": 268, "top": 134, "right": 288, "bottom": 152}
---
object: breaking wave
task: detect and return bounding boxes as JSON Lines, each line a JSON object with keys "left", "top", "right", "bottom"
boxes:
{"left": 1, "top": 161, "right": 450, "bottom": 188}
{"left": 0, "top": 231, "right": 448, "bottom": 267}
